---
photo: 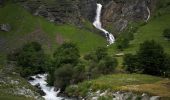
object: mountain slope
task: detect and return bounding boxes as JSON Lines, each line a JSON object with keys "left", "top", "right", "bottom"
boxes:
{"left": 0, "top": 3, "right": 106, "bottom": 56}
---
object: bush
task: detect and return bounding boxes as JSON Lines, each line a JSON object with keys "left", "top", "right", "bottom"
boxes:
{"left": 9, "top": 42, "right": 50, "bottom": 77}
{"left": 54, "top": 64, "right": 74, "bottom": 91}
{"left": 48, "top": 42, "right": 83, "bottom": 90}
{"left": 53, "top": 42, "right": 80, "bottom": 67}
{"left": 163, "top": 28, "right": 170, "bottom": 39}
{"left": 123, "top": 54, "right": 141, "bottom": 73}
{"left": 84, "top": 46, "right": 118, "bottom": 78}
{"left": 137, "top": 40, "right": 166, "bottom": 75}
{"left": 123, "top": 40, "right": 167, "bottom": 76}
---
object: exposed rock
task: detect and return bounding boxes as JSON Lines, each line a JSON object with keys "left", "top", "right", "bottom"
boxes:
{"left": 28, "top": 76, "right": 35, "bottom": 81}
{"left": 101, "top": 0, "right": 156, "bottom": 35}
{"left": 0, "top": 24, "right": 11, "bottom": 32}
{"left": 16, "top": 0, "right": 157, "bottom": 36}
{"left": 85, "top": 90, "right": 161, "bottom": 100}
{"left": 0, "top": 0, "right": 3, "bottom": 5}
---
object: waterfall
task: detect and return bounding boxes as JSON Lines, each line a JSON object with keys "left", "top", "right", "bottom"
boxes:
{"left": 93, "top": 3, "right": 115, "bottom": 45}
{"left": 29, "top": 74, "right": 63, "bottom": 100}
{"left": 146, "top": 7, "right": 151, "bottom": 22}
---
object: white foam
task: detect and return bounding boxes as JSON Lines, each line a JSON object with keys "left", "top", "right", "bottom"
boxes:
{"left": 93, "top": 3, "right": 115, "bottom": 44}
{"left": 146, "top": 7, "right": 151, "bottom": 22}
{"left": 29, "top": 74, "right": 63, "bottom": 100}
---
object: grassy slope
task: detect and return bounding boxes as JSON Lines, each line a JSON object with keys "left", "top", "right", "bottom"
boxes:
{"left": 125, "top": 14, "right": 170, "bottom": 54}
{"left": 68, "top": 74, "right": 170, "bottom": 97}
{"left": 0, "top": 3, "right": 106, "bottom": 55}
{"left": 0, "top": 3, "right": 106, "bottom": 99}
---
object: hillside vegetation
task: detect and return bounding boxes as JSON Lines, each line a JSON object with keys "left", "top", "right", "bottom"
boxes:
{"left": 0, "top": 3, "right": 106, "bottom": 55}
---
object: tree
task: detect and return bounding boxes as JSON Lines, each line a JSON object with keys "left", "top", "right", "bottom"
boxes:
{"left": 95, "top": 47, "right": 108, "bottom": 61}
{"left": 53, "top": 42, "right": 80, "bottom": 67}
{"left": 84, "top": 46, "right": 118, "bottom": 78}
{"left": 116, "top": 38, "right": 129, "bottom": 50}
{"left": 54, "top": 64, "right": 74, "bottom": 91}
{"left": 123, "top": 54, "right": 141, "bottom": 73}
{"left": 98, "top": 56, "right": 118, "bottom": 74}
{"left": 163, "top": 28, "right": 170, "bottom": 40}
{"left": 15, "top": 42, "right": 49, "bottom": 77}
{"left": 137, "top": 40, "right": 166, "bottom": 75}
{"left": 48, "top": 42, "right": 82, "bottom": 89}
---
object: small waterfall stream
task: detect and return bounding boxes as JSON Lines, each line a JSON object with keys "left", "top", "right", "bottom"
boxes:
{"left": 93, "top": 3, "right": 115, "bottom": 45}
{"left": 29, "top": 74, "right": 63, "bottom": 100}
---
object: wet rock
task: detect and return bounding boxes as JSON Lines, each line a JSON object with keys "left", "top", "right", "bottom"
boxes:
{"left": 0, "top": 24, "right": 11, "bottom": 32}
{"left": 141, "top": 93, "right": 150, "bottom": 100}
{"left": 37, "top": 89, "right": 46, "bottom": 96}
{"left": 28, "top": 76, "right": 35, "bottom": 81}
{"left": 35, "top": 83, "right": 41, "bottom": 89}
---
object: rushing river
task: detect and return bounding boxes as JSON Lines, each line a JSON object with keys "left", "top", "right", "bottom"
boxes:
{"left": 29, "top": 74, "right": 63, "bottom": 100}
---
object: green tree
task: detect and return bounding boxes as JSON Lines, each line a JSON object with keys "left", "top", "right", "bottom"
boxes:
{"left": 123, "top": 54, "right": 141, "bottom": 73}
{"left": 53, "top": 42, "right": 80, "bottom": 68}
{"left": 137, "top": 40, "right": 166, "bottom": 75}
{"left": 15, "top": 42, "right": 49, "bottom": 77}
{"left": 95, "top": 47, "right": 108, "bottom": 61}
{"left": 49, "top": 42, "right": 82, "bottom": 89}
{"left": 84, "top": 46, "right": 117, "bottom": 78}
{"left": 98, "top": 56, "right": 118, "bottom": 74}
{"left": 54, "top": 64, "right": 74, "bottom": 91}
{"left": 163, "top": 28, "right": 170, "bottom": 39}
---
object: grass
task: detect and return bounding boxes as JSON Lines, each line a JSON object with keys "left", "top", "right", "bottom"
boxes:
{"left": 0, "top": 93, "right": 34, "bottom": 100}
{"left": 125, "top": 14, "right": 170, "bottom": 54}
{"left": 0, "top": 3, "right": 106, "bottom": 55}
{"left": 67, "top": 74, "right": 170, "bottom": 97}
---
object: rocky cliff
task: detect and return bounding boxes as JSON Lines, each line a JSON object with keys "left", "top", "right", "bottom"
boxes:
{"left": 16, "top": 0, "right": 157, "bottom": 35}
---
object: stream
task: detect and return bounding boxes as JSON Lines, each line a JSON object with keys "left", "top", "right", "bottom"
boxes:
{"left": 29, "top": 74, "right": 64, "bottom": 100}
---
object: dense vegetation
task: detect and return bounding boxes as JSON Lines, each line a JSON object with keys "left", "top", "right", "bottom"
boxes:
{"left": 123, "top": 40, "right": 170, "bottom": 76}
{"left": 8, "top": 42, "right": 49, "bottom": 77}
{"left": 163, "top": 28, "right": 170, "bottom": 40}
{"left": 1, "top": 0, "right": 170, "bottom": 99}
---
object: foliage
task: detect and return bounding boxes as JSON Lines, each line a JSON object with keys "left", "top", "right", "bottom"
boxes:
{"left": 53, "top": 42, "right": 80, "bottom": 67}
{"left": 54, "top": 64, "right": 74, "bottom": 91}
{"left": 84, "top": 47, "right": 118, "bottom": 78}
{"left": 163, "top": 28, "right": 170, "bottom": 39}
{"left": 123, "top": 54, "right": 141, "bottom": 73}
{"left": 124, "top": 40, "right": 168, "bottom": 76}
{"left": 137, "top": 40, "right": 166, "bottom": 75}
{"left": 8, "top": 42, "right": 50, "bottom": 77}
{"left": 48, "top": 42, "right": 86, "bottom": 90}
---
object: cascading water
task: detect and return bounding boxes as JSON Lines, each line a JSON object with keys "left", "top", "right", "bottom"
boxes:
{"left": 29, "top": 74, "right": 63, "bottom": 100}
{"left": 146, "top": 7, "right": 151, "bottom": 22}
{"left": 93, "top": 3, "right": 115, "bottom": 45}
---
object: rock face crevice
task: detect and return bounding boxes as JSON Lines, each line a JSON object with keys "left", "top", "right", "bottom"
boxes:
{"left": 17, "top": 0, "right": 157, "bottom": 35}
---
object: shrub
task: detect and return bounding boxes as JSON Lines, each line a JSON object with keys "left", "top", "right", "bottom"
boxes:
{"left": 163, "top": 28, "right": 170, "bottom": 39}
{"left": 123, "top": 40, "right": 167, "bottom": 76}
{"left": 9, "top": 42, "right": 50, "bottom": 77}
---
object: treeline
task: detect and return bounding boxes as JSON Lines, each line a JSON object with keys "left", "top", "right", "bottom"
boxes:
{"left": 8, "top": 39, "right": 170, "bottom": 91}
{"left": 8, "top": 42, "right": 118, "bottom": 91}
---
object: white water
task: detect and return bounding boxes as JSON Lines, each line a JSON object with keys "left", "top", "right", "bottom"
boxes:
{"left": 29, "top": 74, "right": 63, "bottom": 100}
{"left": 146, "top": 7, "right": 151, "bottom": 22}
{"left": 93, "top": 3, "right": 115, "bottom": 45}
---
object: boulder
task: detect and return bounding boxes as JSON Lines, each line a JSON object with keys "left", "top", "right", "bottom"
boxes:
{"left": 0, "top": 24, "right": 11, "bottom": 32}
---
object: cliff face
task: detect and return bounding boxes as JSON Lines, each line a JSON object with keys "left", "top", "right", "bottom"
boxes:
{"left": 18, "top": 0, "right": 157, "bottom": 34}
{"left": 101, "top": 0, "right": 157, "bottom": 35}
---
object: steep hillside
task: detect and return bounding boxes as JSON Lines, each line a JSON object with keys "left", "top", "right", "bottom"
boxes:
{"left": 108, "top": 0, "right": 170, "bottom": 55}
{"left": 0, "top": 2, "right": 106, "bottom": 56}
